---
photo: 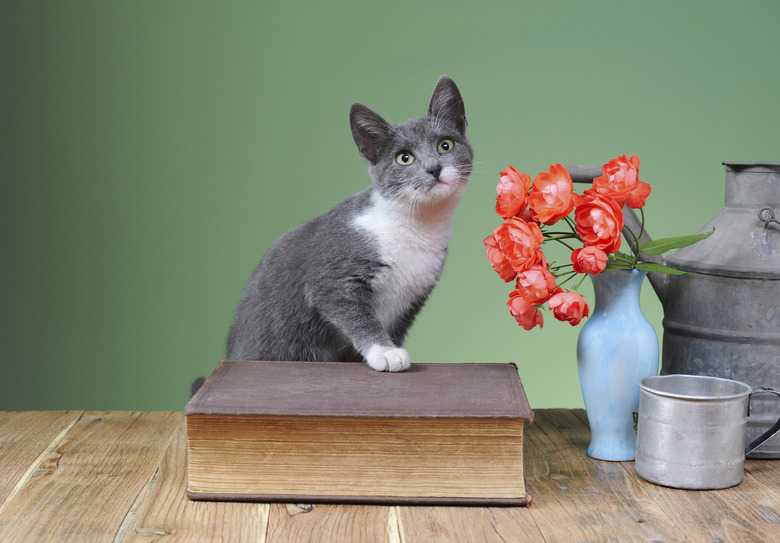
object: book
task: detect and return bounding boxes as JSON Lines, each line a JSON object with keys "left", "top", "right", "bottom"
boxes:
{"left": 185, "top": 360, "right": 534, "bottom": 505}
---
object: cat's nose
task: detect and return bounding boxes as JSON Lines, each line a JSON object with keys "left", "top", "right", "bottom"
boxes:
{"left": 424, "top": 159, "right": 442, "bottom": 180}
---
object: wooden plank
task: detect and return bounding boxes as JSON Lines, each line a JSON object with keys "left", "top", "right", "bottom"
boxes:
{"left": 0, "top": 411, "right": 83, "bottom": 506}
{"left": 118, "top": 414, "right": 270, "bottom": 542}
{"left": 265, "top": 503, "right": 396, "bottom": 543}
{"left": 398, "top": 506, "right": 545, "bottom": 543}
{"left": 0, "top": 411, "right": 179, "bottom": 543}
{"left": 572, "top": 409, "right": 780, "bottom": 541}
{"left": 0, "top": 408, "right": 776, "bottom": 542}
{"left": 629, "top": 456, "right": 780, "bottom": 541}
{"left": 522, "top": 409, "right": 688, "bottom": 542}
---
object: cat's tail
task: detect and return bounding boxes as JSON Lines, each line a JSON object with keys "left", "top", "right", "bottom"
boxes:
{"left": 190, "top": 376, "right": 206, "bottom": 398}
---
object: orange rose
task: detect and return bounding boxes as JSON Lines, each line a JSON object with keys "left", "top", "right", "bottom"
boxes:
{"left": 508, "top": 291, "right": 544, "bottom": 330}
{"left": 571, "top": 246, "right": 608, "bottom": 275}
{"left": 626, "top": 180, "right": 651, "bottom": 209}
{"left": 514, "top": 265, "right": 557, "bottom": 304}
{"left": 495, "top": 166, "right": 531, "bottom": 219}
{"left": 548, "top": 289, "right": 590, "bottom": 326}
{"left": 493, "top": 217, "right": 545, "bottom": 272}
{"left": 528, "top": 163, "right": 575, "bottom": 224}
{"left": 592, "top": 154, "right": 640, "bottom": 206}
{"left": 573, "top": 190, "right": 624, "bottom": 254}
{"left": 483, "top": 234, "right": 516, "bottom": 282}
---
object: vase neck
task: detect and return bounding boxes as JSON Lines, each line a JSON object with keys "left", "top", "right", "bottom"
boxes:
{"left": 590, "top": 270, "right": 648, "bottom": 312}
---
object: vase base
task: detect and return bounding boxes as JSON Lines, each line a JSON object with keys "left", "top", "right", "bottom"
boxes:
{"left": 586, "top": 445, "right": 636, "bottom": 462}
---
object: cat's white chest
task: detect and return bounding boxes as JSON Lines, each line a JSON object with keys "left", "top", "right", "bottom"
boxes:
{"left": 353, "top": 193, "right": 453, "bottom": 329}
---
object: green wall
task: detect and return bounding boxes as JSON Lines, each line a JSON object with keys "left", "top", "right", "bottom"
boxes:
{"left": 2, "top": 1, "right": 779, "bottom": 411}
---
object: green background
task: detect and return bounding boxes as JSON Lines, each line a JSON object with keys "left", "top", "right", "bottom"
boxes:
{"left": 2, "top": 1, "right": 778, "bottom": 411}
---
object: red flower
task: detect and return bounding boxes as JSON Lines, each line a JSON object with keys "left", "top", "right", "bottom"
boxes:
{"left": 528, "top": 164, "right": 575, "bottom": 224}
{"left": 495, "top": 166, "right": 531, "bottom": 219}
{"left": 514, "top": 265, "right": 557, "bottom": 304}
{"left": 592, "top": 154, "right": 651, "bottom": 209}
{"left": 548, "top": 289, "right": 590, "bottom": 326}
{"left": 571, "top": 246, "right": 608, "bottom": 275}
{"left": 493, "top": 217, "right": 545, "bottom": 272}
{"left": 573, "top": 190, "right": 624, "bottom": 254}
{"left": 483, "top": 234, "right": 516, "bottom": 282}
{"left": 508, "top": 291, "right": 544, "bottom": 330}
{"left": 626, "top": 181, "right": 651, "bottom": 209}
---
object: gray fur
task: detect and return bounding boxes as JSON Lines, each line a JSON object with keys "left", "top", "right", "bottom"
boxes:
{"left": 226, "top": 76, "right": 472, "bottom": 371}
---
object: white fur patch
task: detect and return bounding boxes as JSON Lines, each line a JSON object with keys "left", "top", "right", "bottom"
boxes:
{"left": 365, "top": 344, "right": 410, "bottom": 372}
{"left": 352, "top": 187, "right": 459, "bottom": 333}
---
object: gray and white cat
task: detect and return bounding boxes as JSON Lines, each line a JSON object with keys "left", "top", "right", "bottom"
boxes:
{"left": 226, "top": 76, "right": 473, "bottom": 372}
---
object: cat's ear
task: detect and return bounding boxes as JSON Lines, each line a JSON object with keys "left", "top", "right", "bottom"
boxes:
{"left": 428, "top": 76, "right": 467, "bottom": 135}
{"left": 350, "top": 103, "right": 391, "bottom": 164}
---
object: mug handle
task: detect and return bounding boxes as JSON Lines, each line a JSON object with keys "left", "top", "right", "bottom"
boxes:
{"left": 745, "top": 387, "right": 780, "bottom": 456}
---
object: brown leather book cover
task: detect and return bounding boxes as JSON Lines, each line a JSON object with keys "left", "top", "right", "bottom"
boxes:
{"left": 185, "top": 361, "right": 533, "bottom": 505}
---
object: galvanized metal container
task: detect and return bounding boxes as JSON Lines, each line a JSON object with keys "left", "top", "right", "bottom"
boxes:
{"left": 648, "top": 162, "right": 780, "bottom": 458}
{"left": 635, "top": 375, "right": 780, "bottom": 489}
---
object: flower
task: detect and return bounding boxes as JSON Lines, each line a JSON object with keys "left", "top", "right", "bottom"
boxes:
{"left": 626, "top": 180, "right": 652, "bottom": 209}
{"left": 528, "top": 163, "right": 575, "bottom": 224}
{"left": 508, "top": 291, "right": 544, "bottom": 330}
{"left": 495, "top": 166, "right": 531, "bottom": 219}
{"left": 593, "top": 154, "right": 652, "bottom": 209}
{"left": 548, "top": 289, "right": 589, "bottom": 326}
{"left": 571, "top": 246, "right": 608, "bottom": 275}
{"left": 484, "top": 154, "right": 713, "bottom": 331}
{"left": 513, "top": 265, "right": 557, "bottom": 305}
{"left": 483, "top": 234, "right": 516, "bottom": 282}
{"left": 572, "top": 190, "right": 624, "bottom": 254}
{"left": 493, "top": 217, "right": 544, "bottom": 272}
{"left": 592, "top": 155, "right": 640, "bottom": 205}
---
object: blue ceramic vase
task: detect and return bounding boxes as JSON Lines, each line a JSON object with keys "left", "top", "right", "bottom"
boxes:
{"left": 577, "top": 269, "right": 659, "bottom": 461}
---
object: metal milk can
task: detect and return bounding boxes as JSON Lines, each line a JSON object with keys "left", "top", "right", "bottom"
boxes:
{"left": 570, "top": 161, "right": 780, "bottom": 458}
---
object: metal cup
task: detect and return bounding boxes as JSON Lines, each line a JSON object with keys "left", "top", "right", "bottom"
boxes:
{"left": 635, "top": 374, "right": 780, "bottom": 489}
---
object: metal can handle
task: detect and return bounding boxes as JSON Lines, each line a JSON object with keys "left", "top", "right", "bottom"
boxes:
{"left": 745, "top": 387, "right": 780, "bottom": 456}
{"left": 758, "top": 207, "right": 780, "bottom": 227}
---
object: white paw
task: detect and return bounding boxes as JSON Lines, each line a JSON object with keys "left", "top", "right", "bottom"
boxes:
{"left": 365, "top": 345, "right": 411, "bottom": 372}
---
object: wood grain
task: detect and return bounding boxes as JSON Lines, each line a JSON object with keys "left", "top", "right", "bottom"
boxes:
{"left": 522, "top": 409, "right": 685, "bottom": 542}
{"left": 265, "top": 503, "right": 394, "bottom": 543}
{"left": 0, "top": 411, "right": 83, "bottom": 507}
{"left": 1, "top": 409, "right": 778, "bottom": 543}
{"left": 0, "top": 411, "right": 179, "bottom": 543}
{"left": 398, "top": 506, "right": 545, "bottom": 543}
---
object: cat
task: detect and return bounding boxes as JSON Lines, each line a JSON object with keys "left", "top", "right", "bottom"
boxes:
{"left": 225, "top": 76, "right": 473, "bottom": 372}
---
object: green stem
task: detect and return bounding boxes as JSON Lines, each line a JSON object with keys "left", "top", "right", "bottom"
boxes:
{"left": 622, "top": 221, "right": 642, "bottom": 268}
{"left": 544, "top": 234, "right": 579, "bottom": 241}
{"left": 563, "top": 215, "right": 578, "bottom": 233}
{"left": 555, "top": 270, "right": 578, "bottom": 288}
{"left": 572, "top": 272, "right": 589, "bottom": 291}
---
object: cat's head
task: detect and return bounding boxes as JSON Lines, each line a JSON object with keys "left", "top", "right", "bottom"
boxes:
{"left": 350, "top": 76, "right": 473, "bottom": 208}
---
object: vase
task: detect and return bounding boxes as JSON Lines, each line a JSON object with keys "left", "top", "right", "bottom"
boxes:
{"left": 576, "top": 269, "right": 659, "bottom": 461}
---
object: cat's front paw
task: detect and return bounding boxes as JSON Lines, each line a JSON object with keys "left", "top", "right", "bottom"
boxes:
{"left": 365, "top": 345, "right": 411, "bottom": 372}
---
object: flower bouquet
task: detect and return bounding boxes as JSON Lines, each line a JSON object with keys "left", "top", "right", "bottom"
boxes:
{"left": 483, "top": 155, "right": 712, "bottom": 330}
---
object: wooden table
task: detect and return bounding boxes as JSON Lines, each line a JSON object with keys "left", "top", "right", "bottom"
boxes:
{"left": 1, "top": 410, "right": 778, "bottom": 542}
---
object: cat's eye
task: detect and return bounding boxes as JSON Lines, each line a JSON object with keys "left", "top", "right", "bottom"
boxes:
{"left": 396, "top": 152, "right": 414, "bottom": 165}
{"left": 438, "top": 139, "right": 455, "bottom": 154}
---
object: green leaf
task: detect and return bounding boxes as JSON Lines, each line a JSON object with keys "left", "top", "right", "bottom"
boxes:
{"left": 610, "top": 251, "right": 636, "bottom": 264}
{"left": 638, "top": 229, "right": 714, "bottom": 255}
{"left": 603, "top": 260, "right": 633, "bottom": 272}
{"left": 635, "top": 262, "right": 689, "bottom": 275}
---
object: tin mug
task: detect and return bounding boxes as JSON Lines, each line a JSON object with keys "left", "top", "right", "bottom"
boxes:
{"left": 635, "top": 374, "right": 780, "bottom": 489}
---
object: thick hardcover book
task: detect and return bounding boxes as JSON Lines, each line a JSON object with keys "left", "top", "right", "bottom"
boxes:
{"left": 185, "top": 360, "right": 534, "bottom": 505}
